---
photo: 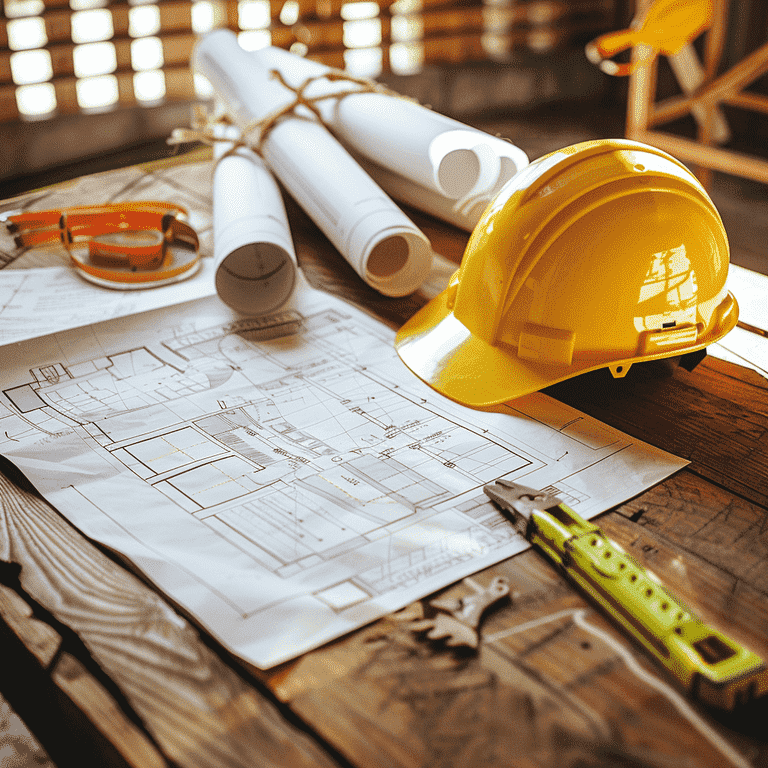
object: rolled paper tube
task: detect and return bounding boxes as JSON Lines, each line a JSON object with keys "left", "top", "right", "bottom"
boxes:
{"left": 253, "top": 46, "right": 529, "bottom": 223}
{"left": 195, "top": 31, "right": 433, "bottom": 297}
{"left": 212, "top": 125, "right": 297, "bottom": 315}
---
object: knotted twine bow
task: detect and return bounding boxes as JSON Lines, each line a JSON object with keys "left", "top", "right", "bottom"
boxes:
{"left": 168, "top": 68, "right": 408, "bottom": 162}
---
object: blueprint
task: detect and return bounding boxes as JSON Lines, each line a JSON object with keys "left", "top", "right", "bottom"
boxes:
{"left": 0, "top": 265, "right": 217, "bottom": 346}
{"left": 0, "top": 153, "right": 216, "bottom": 347}
{"left": 0, "top": 277, "right": 686, "bottom": 668}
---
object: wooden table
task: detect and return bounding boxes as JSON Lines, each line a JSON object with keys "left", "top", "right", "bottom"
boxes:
{"left": 2, "top": 151, "right": 768, "bottom": 768}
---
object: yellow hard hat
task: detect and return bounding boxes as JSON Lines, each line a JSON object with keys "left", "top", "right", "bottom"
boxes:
{"left": 395, "top": 139, "right": 738, "bottom": 407}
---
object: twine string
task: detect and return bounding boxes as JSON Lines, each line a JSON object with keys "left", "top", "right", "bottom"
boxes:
{"left": 168, "top": 67, "right": 404, "bottom": 164}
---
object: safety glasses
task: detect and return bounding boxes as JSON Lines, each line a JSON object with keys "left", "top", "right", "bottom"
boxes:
{"left": 5, "top": 201, "right": 201, "bottom": 289}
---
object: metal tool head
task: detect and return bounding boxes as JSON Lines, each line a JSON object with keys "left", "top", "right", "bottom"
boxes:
{"left": 483, "top": 479, "right": 564, "bottom": 521}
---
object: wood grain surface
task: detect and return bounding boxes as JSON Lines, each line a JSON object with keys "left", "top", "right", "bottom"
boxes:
{"left": 1, "top": 153, "right": 767, "bottom": 768}
{"left": 0, "top": 463, "right": 344, "bottom": 768}
{"left": 261, "top": 476, "right": 768, "bottom": 768}
{"left": 271, "top": 190, "right": 768, "bottom": 768}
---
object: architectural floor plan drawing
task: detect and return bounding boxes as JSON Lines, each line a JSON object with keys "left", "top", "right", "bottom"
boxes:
{"left": 0, "top": 279, "right": 686, "bottom": 667}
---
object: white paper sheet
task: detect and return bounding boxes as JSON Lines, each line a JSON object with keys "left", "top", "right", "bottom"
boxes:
{"left": 252, "top": 46, "right": 529, "bottom": 229}
{"left": 194, "top": 30, "right": 433, "bottom": 297}
{"left": 712, "top": 325, "right": 768, "bottom": 379}
{"left": 0, "top": 264, "right": 216, "bottom": 347}
{"left": 711, "top": 264, "right": 768, "bottom": 378}
{"left": 212, "top": 124, "right": 297, "bottom": 315}
{"left": 0, "top": 156, "right": 218, "bottom": 346}
{"left": 727, "top": 263, "right": 768, "bottom": 333}
{"left": 350, "top": 152, "right": 492, "bottom": 231}
{"left": 0, "top": 274, "right": 686, "bottom": 668}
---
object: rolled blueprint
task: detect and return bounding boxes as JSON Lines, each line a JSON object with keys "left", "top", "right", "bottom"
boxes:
{"left": 213, "top": 124, "right": 297, "bottom": 314}
{"left": 195, "top": 30, "right": 433, "bottom": 297}
{"left": 351, "top": 152, "right": 493, "bottom": 232}
{"left": 252, "top": 46, "right": 529, "bottom": 227}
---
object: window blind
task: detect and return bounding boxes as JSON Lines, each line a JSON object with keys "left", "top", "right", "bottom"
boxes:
{"left": 1, "top": 0, "right": 616, "bottom": 122}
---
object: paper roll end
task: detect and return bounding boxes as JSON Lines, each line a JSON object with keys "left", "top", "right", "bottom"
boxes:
{"left": 362, "top": 230, "right": 433, "bottom": 298}
{"left": 216, "top": 243, "right": 296, "bottom": 315}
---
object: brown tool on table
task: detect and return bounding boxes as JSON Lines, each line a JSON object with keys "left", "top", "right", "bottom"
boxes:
{"left": 404, "top": 575, "right": 510, "bottom": 649}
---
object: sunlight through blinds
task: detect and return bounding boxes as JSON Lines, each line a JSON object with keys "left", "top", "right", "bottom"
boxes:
{"left": 1, "top": 0, "right": 616, "bottom": 121}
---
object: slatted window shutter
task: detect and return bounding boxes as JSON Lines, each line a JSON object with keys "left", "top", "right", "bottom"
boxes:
{"left": 1, "top": 0, "right": 616, "bottom": 123}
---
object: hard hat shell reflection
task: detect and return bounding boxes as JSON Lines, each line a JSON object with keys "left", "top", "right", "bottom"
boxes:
{"left": 395, "top": 139, "right": 738, "bottom": 407}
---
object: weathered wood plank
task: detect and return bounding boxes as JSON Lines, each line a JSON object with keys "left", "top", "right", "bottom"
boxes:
{"left": 544, "top": 355, "right": 768, "bottom": 510}
{"left": 258, "top": 461, "right": 768, "bottom": 768}
{"left": 0, "top": 468, "right": 342, "bottom": 768}
{"left": 264, "top": 531, "right": 762, "bottom": 768}
{"left": 1, "top": 580, "right": 160, "bottom": 768}
{"left": 0, "top": 691, "right": 55, "bottom": 768}
{"left": 601, "top": 506, "right": 768, "bottom": 664}
{"left": 602, "top": 497, "right": 768, "bottom": 767}
{"left": 613, "top": 470, "right": 768, "bottom": 598}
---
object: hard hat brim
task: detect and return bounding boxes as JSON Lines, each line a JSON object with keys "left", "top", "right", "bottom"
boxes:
{"left": 395, "top": 284, "right": 738, "bottom": 408}
{"left": 396, "top": 285, "right": 572, "bottom": 407}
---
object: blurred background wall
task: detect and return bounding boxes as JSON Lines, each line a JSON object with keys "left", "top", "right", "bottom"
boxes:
{"left": 2, "top": 0, "right": 768, "bottom": 203}
{"left": 1, "top": 0, "right": 629, "bottom": 186}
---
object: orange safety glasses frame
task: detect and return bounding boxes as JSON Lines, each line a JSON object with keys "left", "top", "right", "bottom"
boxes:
{"left": 5, "top": 201, "right": 201, "bottom": 289}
